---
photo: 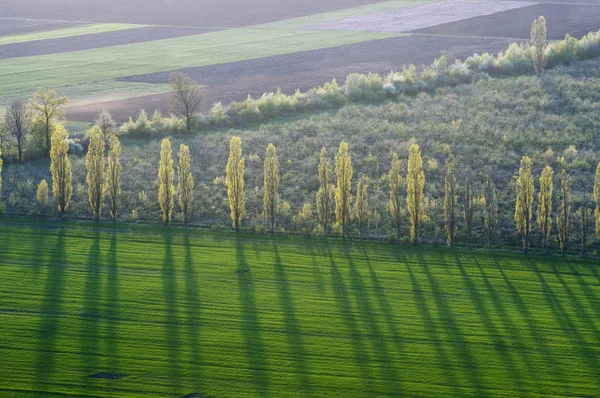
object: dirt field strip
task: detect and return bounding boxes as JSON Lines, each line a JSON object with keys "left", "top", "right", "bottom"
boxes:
{"left": 307, "top": 0, "right": 538, "bottom": 33}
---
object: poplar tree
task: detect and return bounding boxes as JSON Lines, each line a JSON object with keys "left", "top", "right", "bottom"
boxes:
{"left": 556, "top": 169, "right": 571, "bottom": 255}
{"left": 226, "top": 136, "right": 245, "bottom": 232}
{"left": 354, "top": 177, "right": 369, "bottom": 239}
{"left": 577, "top": 199, "right": 593, "bottom": 257}
{"left": 463, "top": 178, "right": 474, "bottom": 250}
{"left": 515, "top": 156, "right": 534, "bottom": 253}
{"left": 595, "top": 162, "right": 600, "bottom": 238}
{"left": 388, "top": 152, "right": 403, "bottom": 242}
{"left": 316, "top": 147, "right": 333, "bottom": 238}
{"left": 537, "top": 165, "right": 553, "bottom": 253}
{"left": 444, "top": 155, "right": 457, "bottom": 247}
{"left": 30, "top": 88, "right": 68, "bottom": 155}
{"left": 0, "top": 146, "right": 2, "bottom": 200}
{"left": 49, "top": 125, "right": 72, "bottom": 215}
{"left": 483, "top": 174, "right": 498, "bottom": 249}
{"left": 406, "top": 143, "right": 425, "bottom": 244}
{"left": 86, "top": 125, "right": 105, "bottom": 221}
{"left": 158, "top": 138, "right": 174, "bottom": 225}
{"left": 37, "top": 180, "right": 49, "bottom": 214}
{"left": 531, "top": 16, "right": 547, "bottom": 75}
{"left": 335, "top": 141, "right": 352, "bottom": 238}
{"left": 263, "top": 143, "right": 279, "bottom": 234}
{"left": 106, "top": 134, "right": 122, "bottom": 221}
{"left": 177, "top": 144, "right": 194, "bottom": 225}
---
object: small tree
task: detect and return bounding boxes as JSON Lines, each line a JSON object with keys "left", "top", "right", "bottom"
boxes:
{"left": 263, "top": 143, "right": 280, "bottom": 234}
{"left": 177, "top": 144, "right": 194, "bottom": 225}
{"left": 37, "top": 180, "right": 49, "bottom": 214}
{"left": 169, "top": 72, "right": 205, "bottom": 134}
{"left": 556, "top": 169, "right": 571, "bottom": 255}
{"left": 354, "top": 177, "right": 369, "bottom": 239}
{"left": 106, "top": 134, "right": 122, "bottom": 221}
{"left": 388, "top": 152, "right": 403, "bottom": 242}
{"left": 30, "top": 88, "right": 68, "bottom": 155}
{"left": 226, "top": 136, "right": 245, "bottom": 232}
{"left": 463, "top": 178, "right": 474, "bottom": 250}
{"left": 537, "top": 165, "right": 553, "bottom": 254}
{"left": 406, "top": 143, "right": 425, "bottom": 244}
{"left": 515, "top": 156, "right": 534, "bottom": 253}
{"left": 86, "top": 125, "right": 106, "bottom": 221}
{"left": 95, "top": 110, "right": 116, "bottom": 139}
{"left": 335, "top": 141, "right": 353, "bottom": 238}
{"left": 49, "top": 125, "right": 72, "bottom": 215}
{"left": 158, "top": 138, "right": 175, "bottom": 225}
{"left": 444, "top": 155, "right": 457, "bottom": 247}
{"left": 531, "top": 16, "right": 547, "bottom": 75}
{"left": 295, "top": 203, "right": 313, "bottom": 237}
{"left": 4, "top": 101, "right": 29, "bottom": 162}
{"left": 316, "top": 147, "right": 333, "bottom": 238}
{"left": 483, "top": 174, "right": 498, "bottom": 249}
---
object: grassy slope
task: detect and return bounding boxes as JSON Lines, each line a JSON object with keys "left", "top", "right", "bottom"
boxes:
{"left": 0, "top": 220, "right": 599, "bottom": 397}
{"left": 0, "top": 24, "right": 145, "bottom": 46}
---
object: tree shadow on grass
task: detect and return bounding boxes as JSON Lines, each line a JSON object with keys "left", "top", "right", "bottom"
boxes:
{"left": 35, "top": 229, "right": 66, "bottom": 396}
{"left": 308, "top": 245, "right": 325, "bottom": 295}
{"left": 235, "top": 237, "right": 269, "bottom": 396}
{"left": 565, "top": 261, "right": 600, "bottom": 319}
{"left": 105, "top": 229, "right": 120, "bottom": 387}
{"left": 272, "top": 242, "right": 311, "bottom": 396}
{"left": 162, "top": 232, "right": 181, "bottom": 395}
{"left": 184, "top": 233, "right": 202, "bottom": 392}
{"left": 81, "top": 228, "right": 102, "bottom": 389}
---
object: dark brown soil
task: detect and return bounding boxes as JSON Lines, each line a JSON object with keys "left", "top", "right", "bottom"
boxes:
{"left": 0, "top": 0, "right": 387, "bottom": 28}
{"left": 67, "top": 35, "right": 521, "bottom": 122}
{"left": 411, "top": 4, "right": 600, "bottom": 40}
{"left": 0, "top": 26, "right": 216, "bottom": 59}
{"left": 0, "top": 19, "right": 80, "bottom": 36}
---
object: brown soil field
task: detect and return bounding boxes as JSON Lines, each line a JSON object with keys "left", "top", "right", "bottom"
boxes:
{"left": 67, "top": 35, "right": 520, "bottom": 122}
{"left": 0, "top": 0, "right": 387, "bottom": 28}
{"left": 0, "top": 19, "right": 80, "bottom": 36}
{"left": 412, "top": 3, "right": 600, "bottom": 40}
{"left": 0, "top": 26, "right": 215, "bottom": 59}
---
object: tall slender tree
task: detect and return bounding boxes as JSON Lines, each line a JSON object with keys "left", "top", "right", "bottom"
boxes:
{"left": 463, "top": 178, "right": 474, "bottom": 250}
{"left": 86, "top": 125, "right": 105, "bottom": 221}
{"left": 515, "top": 156, "right": 535, "bottom": 253}
{"left": 49, "top": 125, "right": 72, "bottom": 215}
{"left": 263, "top": 143, "right": 280, "bottom": 234}
{"left": 177, "top": 144, "right": 194, "bottom": 225}
{"left": 537, "top": 165, "right": 553, "bottom": 253}
{"left": 316, "top": 147, "right": 333, "bottom": 238}
{"left": 0, "top": 145, "right": 3, "bottom": 200}
{"left": 444, "top": 155, "right": 457, "bottom": 247}
{"left": 388, "top": 152, "right": 403, "bottom": 242}
{"left": 577, "top": 198, "right": 593, "bottom": 257}
{"left": 226, "top": 136, "right": 245, "bottom": 232}
{"left": 354, "top": 176, "right": 369, "bottom": 239}
{"left": 406, "top": 143, "right": 425, "bottom": 244}
{"left": 158, "top": 138, "right": 174, "bottom": 225}
{"left": 36, "top": 179, "right": 49, "bottom": 214}
{"left": 335, "top": 141, "right": 352, "bottom": 238}
{"left": 30, "top": 88, "right": 68, "bottom": 155}
{"left": 595, "top": 162, "right": 600, "bottom": 238}
{"left": 531, "top": 16, "right": 548, "bottom": 75}
{"left": 556, "top": 169, "right": 571, "bottom": 255}
{"left": 4, "top": 101, "right": 29, "bottom": 162}
{"left": 106, "top": 134, "right": 122, "bottom": 221}
{"left": 483, "top": 174, "right": 498, "bottom": 249}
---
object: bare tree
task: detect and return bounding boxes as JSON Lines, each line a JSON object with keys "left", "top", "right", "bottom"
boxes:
{"left": 168, "top": 72, "right": 205, "bottom": 134}
{"left": 95, "top": 110, "right": 116, "bottom": 139}
{"left": 4, "top": 101, "right": 30, "bottom": 162}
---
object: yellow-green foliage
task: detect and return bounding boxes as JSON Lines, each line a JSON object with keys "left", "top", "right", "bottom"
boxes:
{"left": 556, "top": 169, "right": 571, "bottom": 254}
{"left": 444, "top": 156, "right": 457, "bottom": 247}
{"left": 36, "top": 180, "right": 49, "bottom": 211}
{"left": 0, "top": 146, "right": 3, "bottom": 199}
{"left": 388, "top": 152, "right": 403, "bottom": 239}
{"left": 263, "top": 143, "right": 279, "bottom": 233}
{"left": 595, "top": 162, "right": 600, "bottom": 238}
{"left": 177, "top": 144, "right": 194, "bottom": 225}
{"left": 515, "top": 156, "right": 534, "bottom": 252}
{"left": 30, "top": 88, "right": 68, "bottom": 154}
{"left": 226, "top": 136, "right": 245, "bottom": 231}
{"left": 316, "top": 147, "right": 333, "bottom": 237}
{"left": 158, "top": 138, "right": 174, "bottom": 225}
{"left": 354, "top": 176, "right": 369, "bottom": 238}
{"left": 335, "top": 141, "right": 352, "bottom": 237}
{"left": 531, "top": 15, "right": 547, "bottom": 74}
{"left": 406, "top": 143, "right": 425, "bottom": 244}
{"left": 85, "top": 125, "right": 105, "bottom": 220}
{"left": 537, "top": 165, "right": 553, "bottom": 251}
{"left": 49, "top": 124, "right": 72, "bottom": 215}
{"left": 106, "top": 134, "right": 122, "bottom": 221}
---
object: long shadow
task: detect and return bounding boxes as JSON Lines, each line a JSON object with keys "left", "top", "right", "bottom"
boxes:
{"left": 416, "top": 252, "right": 485, "bottom": 396}
{"left": 184, "top": 233, "right": 202, "bottom": 392}
{"left": 81, "top": 228, "right": 102, "bottom": 389}
{"left": 162, "top": 232, "right": 181, "bottom": 395}
{"left": 35, "top": 229, "right": 67, "bottom": 396}
{"left": 396, "top": 250, "right": 458, "bottom": 394}
{"left": 345, "top": 246, "right": 401, "bottom": 395}
{"left": 308, "top": 245, "right": 325, "bottom": 295}
{"left": 272, "top": 242, "right": 311, "bottom": 395}
{"left": 565, "top": 261, "right": 600, "bottom": 319}
{"left": 451, "top": 253, "right": 521, "bottom": 390}
{"left": 105, "top": 229, "right": 120, "bottom": 383}
{"left": 326, "top": 244, "right": 372, "bottom": 386}
{"left": 235, "top": 237, "right": 269, "bottom": 396}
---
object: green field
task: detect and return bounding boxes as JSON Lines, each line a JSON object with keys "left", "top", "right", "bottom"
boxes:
{"left": 0, "top": 24, "right": 145, "bottom": 46}
{"left": 1, "top": 220, "right": 599, "bottom": 397}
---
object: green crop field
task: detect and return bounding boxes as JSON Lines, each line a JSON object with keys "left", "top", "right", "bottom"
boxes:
{"left": 0, "top": 24, "right": 145, "bottom": 46}
{"left": 0, "top": 220, "right": 599, "bottom": 397}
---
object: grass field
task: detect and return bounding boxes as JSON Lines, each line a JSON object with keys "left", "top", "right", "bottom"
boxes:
{"left": 0, "top": 220, "right": 599, "bottom": 397}
{"left": 0, "top": 24, "right": 144, "bottom": 46}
